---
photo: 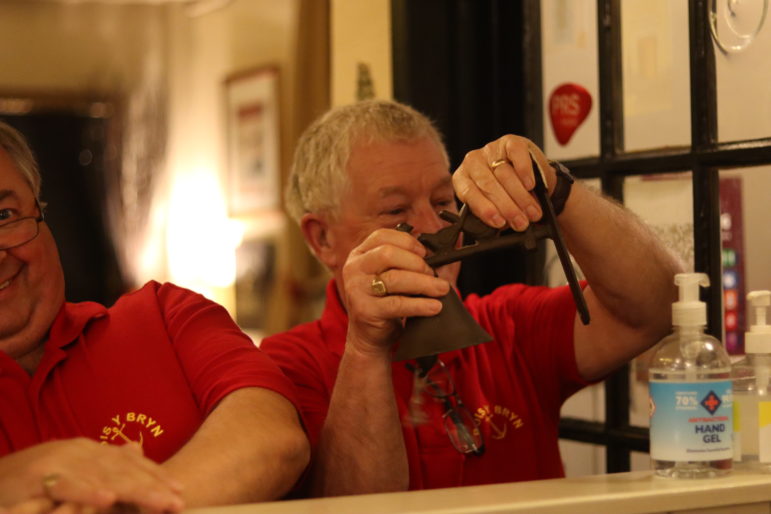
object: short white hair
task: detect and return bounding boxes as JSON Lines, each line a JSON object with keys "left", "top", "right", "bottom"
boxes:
{"left": 285, "top": 100, "right": 448, "bottom": 222}
{"left": 0, "top": 121, "right": 41, "bottom": 198}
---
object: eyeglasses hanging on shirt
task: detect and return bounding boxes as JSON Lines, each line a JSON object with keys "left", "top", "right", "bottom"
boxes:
{"left": 406, "top": 357, "right": 485, "bottom": 456}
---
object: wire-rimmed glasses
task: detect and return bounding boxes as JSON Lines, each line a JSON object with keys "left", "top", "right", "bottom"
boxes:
{"left": 0, "top": 200, "right": 45, "bottom": 251}
{"left": 407, "top": 357, "right": 485, "bottom": 456}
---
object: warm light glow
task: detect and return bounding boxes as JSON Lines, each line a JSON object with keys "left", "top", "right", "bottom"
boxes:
{"left": 166, "top": 167, "right": 244, "bottom": 300}
{"left": 136, "top": 200, "right": 168, "bottom": 283}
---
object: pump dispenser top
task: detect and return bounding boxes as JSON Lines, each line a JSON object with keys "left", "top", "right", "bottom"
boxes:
{"left": 746, "top": 290, "right": 771, "bottom": 354}
{"left": 672, "top": 273, "right": 709, "bottom": 327}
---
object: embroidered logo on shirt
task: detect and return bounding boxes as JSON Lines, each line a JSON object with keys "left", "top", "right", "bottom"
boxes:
{"left": 474, "top": 404, "right": 524, "bottom": 440}
{"left": 99, "top": 412, "right": 165, "bottom": 447}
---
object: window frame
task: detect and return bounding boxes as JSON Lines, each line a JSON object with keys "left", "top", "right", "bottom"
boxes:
{"left": 526, "top": 0, "right": 771, "bottom": 472}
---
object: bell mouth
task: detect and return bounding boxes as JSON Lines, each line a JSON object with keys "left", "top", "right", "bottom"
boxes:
{"left": 392, "top": 288, "right": 491, "bottom": 362}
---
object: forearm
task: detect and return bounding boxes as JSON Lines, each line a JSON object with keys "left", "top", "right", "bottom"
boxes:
{"left": 560, "top": 181, "right": 682, "bottom": 333}
{"left": 162, "top": 387, "right": 309, "bottom": 506}
{"left": 311, "top": 344, "right": 408, "bottom": 497}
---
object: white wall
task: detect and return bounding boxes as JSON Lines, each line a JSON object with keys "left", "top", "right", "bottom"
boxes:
{"left": 163, "top": 0, "right": 299, "bottom": 312}
{"left": 0, "top": 2, "right": 161, "bottom": 93}
{"left": 330, "top": 0, "right": 392, "bottom": 105}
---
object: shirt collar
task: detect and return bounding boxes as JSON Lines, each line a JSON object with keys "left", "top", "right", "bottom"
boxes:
{"left": 47, "top": 300, "right": 108, "bottom": 349}
{"left": 23, "top": 300, "right": 109, "bottom": 390}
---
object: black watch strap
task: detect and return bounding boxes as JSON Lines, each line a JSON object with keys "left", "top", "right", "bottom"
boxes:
{"left": 548, "top": 161, "right": 574, "bottom": 216}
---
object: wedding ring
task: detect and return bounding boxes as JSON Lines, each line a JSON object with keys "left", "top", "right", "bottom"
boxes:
{"left": 371, "top": 276, "right": 388, "bottom": 297}
{"left": 41, "top": 472, "right": 60, "bottom": 497}
{"left": 490, "top": 159, "right": 508, "bottom": 170}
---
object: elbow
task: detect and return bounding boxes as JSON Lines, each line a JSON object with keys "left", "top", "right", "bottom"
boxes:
{"left": 295, "top": 432, "right": 312, "bottom": 475}
{"left": 283, "top": 427, "right": 312, "bottom": 486}
{"left": 258, "top": 424, "right": 310, "bottom": 501}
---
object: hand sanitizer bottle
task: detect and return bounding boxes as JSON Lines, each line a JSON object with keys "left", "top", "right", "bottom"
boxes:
{"left": 732, "top": 290, "right": 771, "bottom": 471}
{"left": 649, "top": 273, "right": 733, "bottom": 478}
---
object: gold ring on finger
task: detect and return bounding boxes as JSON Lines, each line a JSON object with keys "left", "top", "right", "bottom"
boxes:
{"left": 41, "top": 472, "right": 60, "bottom": 498}
{"left": 371, "top": 276, "right": 388, "bottom": 297}
{"left": 490, "top": 159, "right": 508, "bottom": 171}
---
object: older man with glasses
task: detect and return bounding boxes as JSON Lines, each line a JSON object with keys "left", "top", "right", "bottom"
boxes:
{"left": 261, "top": 100, "right": 683, "bottom": 497}
{"left": 0, "top": 121, "right": 309, "bottom": 513}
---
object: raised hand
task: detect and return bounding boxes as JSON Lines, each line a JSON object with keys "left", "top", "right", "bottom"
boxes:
{"left": 453, "top": 135, "right": 556, "bottom": 232}
{"left": 341, "top": 228, "right": 451, "bottom": 355}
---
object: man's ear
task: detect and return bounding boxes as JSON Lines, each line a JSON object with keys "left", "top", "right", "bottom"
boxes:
{"left": 300, "top": 213, "right": 337, "bottom": 269}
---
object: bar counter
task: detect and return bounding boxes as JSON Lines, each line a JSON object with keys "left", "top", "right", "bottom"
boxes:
{"left": 189, "top": 470, "right": 771, "bottom": 514}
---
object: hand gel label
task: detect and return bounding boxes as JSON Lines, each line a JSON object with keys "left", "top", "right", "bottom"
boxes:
{"left": 649, "top": 380, "right": 733, "bottom": 461}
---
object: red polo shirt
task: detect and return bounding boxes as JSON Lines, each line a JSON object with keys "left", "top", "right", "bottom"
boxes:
{"left": 261, "top": 280, "right": 588, "bottom": 491}
{"left": 0, "top": 281, "right": 299, "bottom": 462}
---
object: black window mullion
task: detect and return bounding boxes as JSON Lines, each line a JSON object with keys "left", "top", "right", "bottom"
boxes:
{"left": 689, "top": 0, "right": 722, "bottom": 339}
{"left": 597, "top": 0, "right": 631, "bottom": 474}
{"left": 597, "top": 0, "right": 624, "bottom": 165}
{"left": 568, "top": 138, "right": 771, "bottom": 178}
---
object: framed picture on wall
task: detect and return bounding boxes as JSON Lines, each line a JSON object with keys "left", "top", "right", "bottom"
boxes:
{"left": 224, "top": 66, "right": 280, "bottom": 215}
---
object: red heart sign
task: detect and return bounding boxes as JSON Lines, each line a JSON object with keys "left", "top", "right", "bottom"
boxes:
{"left": 548, "top": 83, "right": 592, "bottom": 146}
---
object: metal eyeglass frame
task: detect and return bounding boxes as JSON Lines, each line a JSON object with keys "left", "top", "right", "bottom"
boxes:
{"left": 0, "top": 199, "right": 45, "bottom": 251}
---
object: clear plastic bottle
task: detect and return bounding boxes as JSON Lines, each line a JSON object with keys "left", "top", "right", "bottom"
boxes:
{"left": 732, "top": 290, "right": 771, "bottom": 471}
{"left": 649, "top": 273, "right": 733, "bottom": 478}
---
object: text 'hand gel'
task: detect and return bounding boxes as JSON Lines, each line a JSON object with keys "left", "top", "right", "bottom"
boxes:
{"left": 649, "top": 273, "right": 733, "bottom": 478}
{"left": 732, "top": 290, "right": 771, "bottom": 471}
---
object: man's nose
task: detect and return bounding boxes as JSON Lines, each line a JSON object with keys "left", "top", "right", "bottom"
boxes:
{"left": 409, "top": 206, "right": 448, "bottom": 236}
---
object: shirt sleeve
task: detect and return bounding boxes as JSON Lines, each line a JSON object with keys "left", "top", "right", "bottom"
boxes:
{"left": 154, "top": 282, "right": 301, "bottom": 417}
{"left": 260, "top": 330, "right": 332, "bottom": 450}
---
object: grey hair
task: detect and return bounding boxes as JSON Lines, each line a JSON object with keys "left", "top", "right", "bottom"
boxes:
{"left": 0, "top": 121, "right": 41, "bottom": 199}
{"left": 285, "top": 99, "right": 448, "bottom": 223}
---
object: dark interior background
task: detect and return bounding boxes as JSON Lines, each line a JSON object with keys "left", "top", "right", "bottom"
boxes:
{"left": 391, "top": 0, "right": 546, "bottom": 296}
{"left": 1, "top": 111, "right": 125, "bottom": 306}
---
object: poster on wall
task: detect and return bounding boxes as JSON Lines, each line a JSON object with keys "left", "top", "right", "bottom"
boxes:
{"left": 719, "top": 176, "right": 746, "bottom": 355}
{"left": 224, "top": 66, "right": 280, "bottom": 216}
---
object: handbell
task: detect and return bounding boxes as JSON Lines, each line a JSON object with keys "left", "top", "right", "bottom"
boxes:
{"left": 392, "top": 287, "right": 492, "bottom": 361}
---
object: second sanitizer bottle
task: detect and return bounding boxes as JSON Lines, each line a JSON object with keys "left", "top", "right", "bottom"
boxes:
{"left": 649, "top": 273, "right": 733, "bottom": 478}
{"left": 733, "top": 290, "right": 771, "bottom": 471}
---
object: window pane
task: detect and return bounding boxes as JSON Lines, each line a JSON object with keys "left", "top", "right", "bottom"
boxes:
{"left": 621, "top": 0, "right": 691, "bottom": 151}
{"left": 624, "top": 172, "right": 695, "bottom": 272}
{"left": 719, "top": 166, "right": 771, "bottom": 355}
{"left": 561, "top": 383, "right": 605, "bottom": 422}
{"left": 541, "top": 0, "right": 599, "bottom": 160}
{"left": 714, "top": 0, "right": 771, "bottom": 141}
{"left": 631, "top": 451, "right": 652, "bottom": 471}
{"left": 724, "top": 167, "right": 771, "bottom": 293}
{"left": 559, "top": 439, "right": 606, "bottom": 476}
